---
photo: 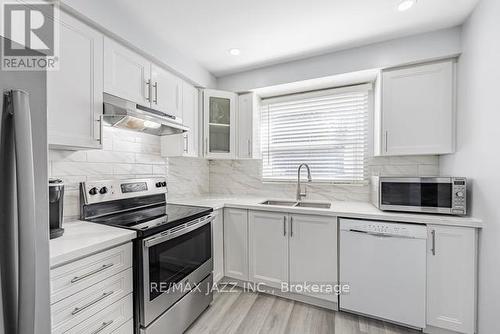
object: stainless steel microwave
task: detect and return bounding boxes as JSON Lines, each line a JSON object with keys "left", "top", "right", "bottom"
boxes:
{"left": 372, "top": 176, "right": 467, "bottom": 215}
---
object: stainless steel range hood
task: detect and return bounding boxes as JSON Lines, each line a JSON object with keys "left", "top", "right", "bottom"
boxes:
{"left": 103, "top": 93, "right": 188, "bottom": 135}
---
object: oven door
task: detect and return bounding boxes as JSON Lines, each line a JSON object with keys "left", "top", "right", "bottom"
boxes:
{"left": 379, "top": 177, "right": 453, "bottom": 214}
{"left": 140, "top": 215, "right": 213, "bottom": 326}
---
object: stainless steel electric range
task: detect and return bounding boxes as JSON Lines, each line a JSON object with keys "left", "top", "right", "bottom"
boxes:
{"left": 80, "top": 178, "right": 214, "bottom": 334}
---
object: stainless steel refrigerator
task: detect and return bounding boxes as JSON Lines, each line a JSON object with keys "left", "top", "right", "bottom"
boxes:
{"left": 0, "top": 37, "right": 51, "bottom": 334}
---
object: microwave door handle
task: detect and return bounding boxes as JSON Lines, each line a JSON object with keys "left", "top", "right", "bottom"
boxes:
{"left": 144, "top": 215, "right": 214, "bottom": 248}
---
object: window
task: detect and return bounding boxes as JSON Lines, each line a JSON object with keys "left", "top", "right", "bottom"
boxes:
{"left": 261, "top": 84, "right": 370, "bottom": 183}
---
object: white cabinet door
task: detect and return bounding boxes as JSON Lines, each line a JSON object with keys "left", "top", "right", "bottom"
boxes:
{"left": 212, "top": 209, "right": 224, "bottom": 284}
{"left": 426, "top": 225, "right": 476, "bottom": 334}
{"left": 104, "top": 37, "right": 151, "bottom": 105}
{"left": 47, "top": 11, "right": 103, "bottom": 150}
{"left": 248, "top": 211, "right": 288, "bottom": 288}
{"left": 182, "top": 82, "right": 199, "bottom": 156}
{"left": 289, "top": 214, "right": 337, "bottom": 302}
{"left": 223, "top": 208, "right": 248, "bottom": 281}
{"left": 381, "top": 60, "right": 455, "bottom": 156}
{"left": 160, "top": 82, "right": 198, "bottom": 157}
{"left": 151, "top": 64, "right": 182, "bottom": 121}
{"left": 237, "top": 93, "right": 260, "bottom": 159}
{"left": 203, "top": 89, "right": 237, "bottom": 159}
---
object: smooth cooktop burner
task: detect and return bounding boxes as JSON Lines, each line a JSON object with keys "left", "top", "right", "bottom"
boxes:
{"left": 87, "top": 203, "right": 213, "bottom": 237}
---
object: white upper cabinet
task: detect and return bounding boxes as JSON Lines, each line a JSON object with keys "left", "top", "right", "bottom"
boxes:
{"left": 48, "top": 11, "right": 104, "bottom": 150}
{"left": 248, "top": 210, "right": 289, "bottom": 288}
{"left": 151, "top": 64, "right": 182, "bottom": 120}
{"left": 237, "top": 93, "right": 261, "bottom": 159}
{"left": 426, "top": 225, "right": 477, "bottom": 334}
{"left": 376, "top": 60, "right": 455, "bottom": 156}
{"left": 104, "top": 37, "right": 150, "bottom": 106}
{"left": 182, "top": 82, "right": 199, "bottom": 156}
{"left": 104, "top": 38, "right": 185, "bottom": 126}
{"left": 161, "top": 81, "right": 199, "bottom": 157}
{"left": 289, "top": 214, "right": 337, "bottom": 302}
{"left": 203, "top": 89, "right": 237, "bottom": 159}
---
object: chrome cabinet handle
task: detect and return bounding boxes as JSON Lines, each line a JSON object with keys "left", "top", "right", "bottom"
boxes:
{"left": 71, "top": 291, "right": 114, "bottom": 315}
{"left": 91, "top": 320, "right": 114, "bottom": 334}
{"left": 247, "top": 139, "right": 251, "bottom": 157}
{"left": 70, "top": 263, "right": 114, "bottom": 283}
{"left": 205, "top": 138, "right": 208, "bottom": 155}
{"left": 283, "top": 216, "right": 287, "bottom": 236}
{"left": 146, "top": 79, "right": 152, "bottom": 102}
{"left": 184, "top": 135, "right": 188, "bottom": 153}
{"left": 153, "top": 82, "right": 158, "bottom": 104}
{"left": 176, "top": 85, "right": 179, "bottom": 110}
{"left": 431, "top": 229, "right": 436, "bottom": 256}
{"left": 290, "top": 217, "right": 294, "bottom": 237}
{"left": 95, "top": 114, "right": 103, "bottom": 144}
{"left": 385, "top": 131, "right": 388, "bottom": 153}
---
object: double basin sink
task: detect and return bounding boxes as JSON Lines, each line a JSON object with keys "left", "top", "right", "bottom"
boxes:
{"left": 260, "top": 200, "right": 331, "bottom": 209}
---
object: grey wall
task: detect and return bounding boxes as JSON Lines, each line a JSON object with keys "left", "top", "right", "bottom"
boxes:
{"left": 439, "top": 0, "right": 500, "bottom": 332}
{"left": 217, "top": 27, "right": 462, "bottom": 92}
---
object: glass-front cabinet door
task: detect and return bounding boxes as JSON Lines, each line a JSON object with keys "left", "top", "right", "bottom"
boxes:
{"left": 203, "top": 89, "right": 237, "bottom": 159}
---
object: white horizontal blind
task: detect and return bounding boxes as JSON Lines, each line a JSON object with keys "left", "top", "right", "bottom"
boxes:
{"left": 261, "top": 85, "right": 369, "bottom": 183}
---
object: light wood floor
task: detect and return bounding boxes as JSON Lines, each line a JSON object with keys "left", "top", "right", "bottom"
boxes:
{"left": 185, "top": 288, "right": 420, "bottom": 334}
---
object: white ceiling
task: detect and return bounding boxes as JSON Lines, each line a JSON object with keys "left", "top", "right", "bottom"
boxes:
{"left": 73, "top": 0, "right": 478, "bottom": 77}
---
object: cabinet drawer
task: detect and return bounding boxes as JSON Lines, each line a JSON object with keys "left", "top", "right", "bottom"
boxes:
{"left": 51, "top": 269, "right": 133, "bottom": 333}
{"left": 56, "top": 294, "right": 133, "bottom": 334}
{"left": 51, "top": 243, "right": 132, "bottom": 304}
{"left": 112, "top": 319, "right": 133, "bottom": 334}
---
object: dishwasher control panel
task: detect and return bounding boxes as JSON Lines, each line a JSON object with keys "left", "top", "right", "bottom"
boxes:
{"left": 340, "top": 219, "right": 428, "bottom": 239}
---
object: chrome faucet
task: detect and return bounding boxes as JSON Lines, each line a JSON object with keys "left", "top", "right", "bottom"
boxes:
{"left": 296, "top": 163, "right": 312, "bottom": 201}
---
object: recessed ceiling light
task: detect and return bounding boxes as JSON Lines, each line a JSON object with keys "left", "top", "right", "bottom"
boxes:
{"left": 397, "top": 0, "right": 416, "bottom": 12}
{"left": 229, "top": 48, "right": 241, "bottom": 56}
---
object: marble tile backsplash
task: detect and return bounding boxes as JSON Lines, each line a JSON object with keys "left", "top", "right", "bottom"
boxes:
{"left": 209, "top": 156, "right": 439, "bottom": 202}
{"left": 167, "top": 157, "right": 210, "bottom": 199}
{"left": 50, "top": 126, "right": 438, "bottom": 218}
{"left": 49, "top": 127, "right": 209, "bottom": 219}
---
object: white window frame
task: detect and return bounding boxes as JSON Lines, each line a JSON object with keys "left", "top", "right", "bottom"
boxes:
{"left": 260, "top": 83, "right": 373, "bottom": 185}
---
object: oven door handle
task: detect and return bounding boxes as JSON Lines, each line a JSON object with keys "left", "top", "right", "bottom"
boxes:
{"left": 143, "top": 214, "right": 214, "bottom": 248}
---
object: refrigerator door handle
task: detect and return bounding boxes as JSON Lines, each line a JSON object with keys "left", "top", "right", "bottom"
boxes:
{"left": 11, "top": 90, "right": 37, "bottom": 334}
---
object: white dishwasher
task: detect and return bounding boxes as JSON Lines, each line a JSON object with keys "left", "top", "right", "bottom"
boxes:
{"left": 339, "top": 218, "right": 427, "bottom": 329}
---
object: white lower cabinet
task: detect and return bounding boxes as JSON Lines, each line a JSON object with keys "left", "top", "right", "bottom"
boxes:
{"left": 248, "top": 211, "right": 289, "bottom": 288}
{"left": 50, "top": 243, "right": 133, "bottom": 334}
{"left": 223, "top": 208, "right": 249, "bottom": 281}
{"left": 289, "top": 214, "right": 337, "bottom": 302}
{"left": 212, "top": 209, "right": 224, "bottom": 283}
{"left": 60, "top": 294, "right": 133, "bottom": 334}
{"left": 248, "top": 210, "right": 338, "bottom": 301}
{"left": 425, "top": 225, "right": 477, "bottom": 334}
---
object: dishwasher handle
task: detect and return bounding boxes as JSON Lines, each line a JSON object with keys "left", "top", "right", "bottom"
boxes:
{"left": 347, "top": 229, "right": 421, "bottom": 239}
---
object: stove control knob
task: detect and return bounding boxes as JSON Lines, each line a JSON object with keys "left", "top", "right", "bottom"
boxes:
{"left": 99, "top": 187, "right": 108, "bottom": 194}
{"left": 161, "top": 182, "right": 167, "bottom": 187}
{"left": 456, "top": 191, "right": 464, "bottom": 198}
{"left": 88, "top": 187, "right": 98, "bottom": 195}
{"left": 155, "top": 182, "right": 162, "bottom": 188}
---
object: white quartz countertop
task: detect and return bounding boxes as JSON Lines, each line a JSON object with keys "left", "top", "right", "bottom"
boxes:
{"left": 50, "top": 220, "right": 136, "bottom": 268}
{"left": 169, "top": 195, "right": 483, "bottom": 228}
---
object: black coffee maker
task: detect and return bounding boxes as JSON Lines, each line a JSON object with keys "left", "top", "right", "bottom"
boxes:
{"left": 49, "top": 179, "right": 65, "bottom": 239}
